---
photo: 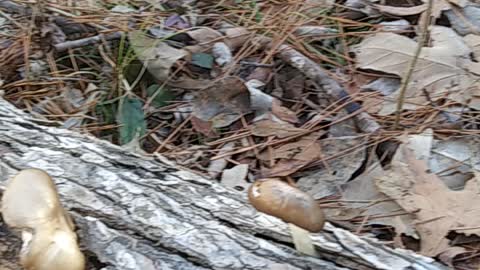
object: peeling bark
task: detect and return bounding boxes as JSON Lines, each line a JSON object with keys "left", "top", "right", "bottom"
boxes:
{"left": 0, "top": 98, "right": 446, "bottom": 270}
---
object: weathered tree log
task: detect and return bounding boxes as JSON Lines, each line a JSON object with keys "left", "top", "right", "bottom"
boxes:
{"left": 0, "top": 98, "right": 446, "bottom": 270}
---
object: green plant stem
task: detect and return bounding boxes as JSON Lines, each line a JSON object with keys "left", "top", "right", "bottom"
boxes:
{"left": 393, "top": 0, "right": 433, "bottom": 129}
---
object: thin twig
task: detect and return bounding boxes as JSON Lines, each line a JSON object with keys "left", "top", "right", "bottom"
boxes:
{"left": 155, "top": 115, "right": 192, "bottom": 152}
{"left": 393, "top": 0, "right": 433, "bottom": 129}
{"left": 54, "top": 32, "right": 122, "bottom": 52}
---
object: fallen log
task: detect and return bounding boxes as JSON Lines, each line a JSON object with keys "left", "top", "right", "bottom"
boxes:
{"left": 0, "top": 98, "right": 445, "bottom": 270}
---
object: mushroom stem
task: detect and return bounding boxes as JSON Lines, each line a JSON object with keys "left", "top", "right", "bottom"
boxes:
{"left": 288, "top": 223, "right": 318, "bottom": 257}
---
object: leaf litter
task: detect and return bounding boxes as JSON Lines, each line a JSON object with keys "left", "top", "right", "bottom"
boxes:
{"left": 376, "top": 139, "right": 480, "bottom": 257}
{"left": 354, "top": 26, "right": 480, "bottom": 115}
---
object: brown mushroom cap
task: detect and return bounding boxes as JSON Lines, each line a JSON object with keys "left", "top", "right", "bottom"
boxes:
{"left": 248, "top": 178, "right": 325, "bottom": 232}
{"left": 1, "top": 168, "right": 85, "bottom": 270}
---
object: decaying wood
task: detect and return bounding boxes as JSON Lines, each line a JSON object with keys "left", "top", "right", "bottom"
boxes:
{"left": 0, "top": 98, "right": 446, "bottom": 270}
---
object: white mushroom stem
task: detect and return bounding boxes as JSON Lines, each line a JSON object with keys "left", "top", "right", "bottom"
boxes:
{"left": 288, "top": 223, "right": 318, "bottom": 257}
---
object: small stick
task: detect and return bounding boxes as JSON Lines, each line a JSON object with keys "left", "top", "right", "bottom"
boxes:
{"left": 54, "top": 32, "right": 123, "bottom": 52}
{"left": 393, "top": 0, "right": 433, "bottom": 129}
{"left": 155, "top": 115, "right": 192, "bottom": 152}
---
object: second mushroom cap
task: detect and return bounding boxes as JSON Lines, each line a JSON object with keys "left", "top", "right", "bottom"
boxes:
{"left": 248, "top": 178, "right": 325, "bottom": 233}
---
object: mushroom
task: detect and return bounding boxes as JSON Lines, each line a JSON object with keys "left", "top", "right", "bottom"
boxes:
{"left": 1, "top": 168, "right": 85, "bottom": 270}
{"left": 248, "top": 178, "right": 325, "bottom": 256}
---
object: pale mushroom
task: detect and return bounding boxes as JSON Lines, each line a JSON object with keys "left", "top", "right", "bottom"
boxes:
{"left": 248, "top": 178, "right": 325, "bottom": 256}
{"left": 1, "top": 168, "right": 85, "bottom": 270}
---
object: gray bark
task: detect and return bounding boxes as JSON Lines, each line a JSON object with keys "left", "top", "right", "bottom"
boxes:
{"left": 0, "top": 98, "right": 446, "bottom": 270}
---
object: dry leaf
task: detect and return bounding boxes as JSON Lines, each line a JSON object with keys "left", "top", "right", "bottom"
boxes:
{"left": 128, "top": 31, "right": 187, "bottom": 82}
{"left": 430, "top": 136, "right": 480, "bottom": 186}
{"left": 144, "top": 0, "right": 162, "bottom": 9}
{"left": 407, "top": 129, "right": 433, "bottom": 161}
{"left": 184, "top": 28, "right": 223, "bottom": 53}
{"left": 360, "top": 93, "right": 384, "bottom": 114}
{"left": 448, "top": 0, "right": 469, "bottom": 7}
{"left": 444, "top": 4, "right": 480, "bottom": 36}
{"left": 374, "top": 4, "right": 427, "bottom": 16}
{"left": 208, "top": 142, "right": 235, "bottom": 178}
{"left": 271, "top": 100, "right": 299, "bottom": 124}
{"left": 341, "top": 162, "right": 416, "bottom": 237}
{"left": 41, "top": 22, "right": 67, "bottom": 44}
{"left": 221, "top": 164, "right": 250, "bottom": 191}
{"left": 297, "top": 136, "right": 366, "bottom": 199}
{"left": 294, "top": 26, "right": 336, "bottom": 37}
{"left": 246, "top": 79, "right": 273, "bottom": 116}
{"left": 192, "top": 76, "right": 251, "bottom": 128}
{"left": 328, "top": 111, "right": 358, "bottom": 137}
{"left": 262, "top": 159, "right": 311, "bottom": 177}
{"left": 379, "top": 20, "right": 411, "bottom": 32}
{"left": 187, "top": 28, "right": 223, "bottom": 43}
{"left": 165, "top": 14, "right": 190, "bottom": 29}
{"left": 302, "top": 0, "right": 335, "bottom": 16}
{"left": 222, "top": 27, "right": 251, "bottom": 50}
{"left": 246, "top": 67, "right": 272, "bottom": 82}
{"left": 282, "top": 73, "right": 305, "bottom": 100}
{"left": 354, "top": 26, "right": 480, "bottom": 115}
{"left": 361, "top": 77, "right": 401, "bottom": 96}
{"left": 251, "top": 119, "right": 305, "bottom": 138}
{"left": 438, "top": 246, "right": 467, "bottom": 267}
{"left": 464, "top": 34, "right": 480, "bottom": 58}
{"left": 304, "top": 0, "right": 333, "bottom": 8}
{"left": 376, "top": 144, "right": 480, "bottom": 256}
{"left": 272, "top": 140, "right": 321, "bottom": 161}
{"left": 167, "top": 77, "right": 211, "bottom": 89}
{"left": 258, "top": 132, "right": 324, "bottom": 177}
{"left": 191, "top": 116, "right": 217, "bottom": 137}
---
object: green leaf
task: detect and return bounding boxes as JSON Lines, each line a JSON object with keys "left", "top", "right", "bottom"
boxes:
{"left": 191, "top": 53, "right": 214, "bottom": 69}
{"left": 250, "top": 0, "right": 262, "bottom": 22}
{"left": 117, "top": 97, "right": 146, "bottom": 145}
{"left": 124, "top": 60, "right": 145, "bottom": 83}
{"left": 96, "top": 103, "right": 116, "bottom": 124}
{"left": 146, "top": 84, "right": 174, "bottom": 107}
